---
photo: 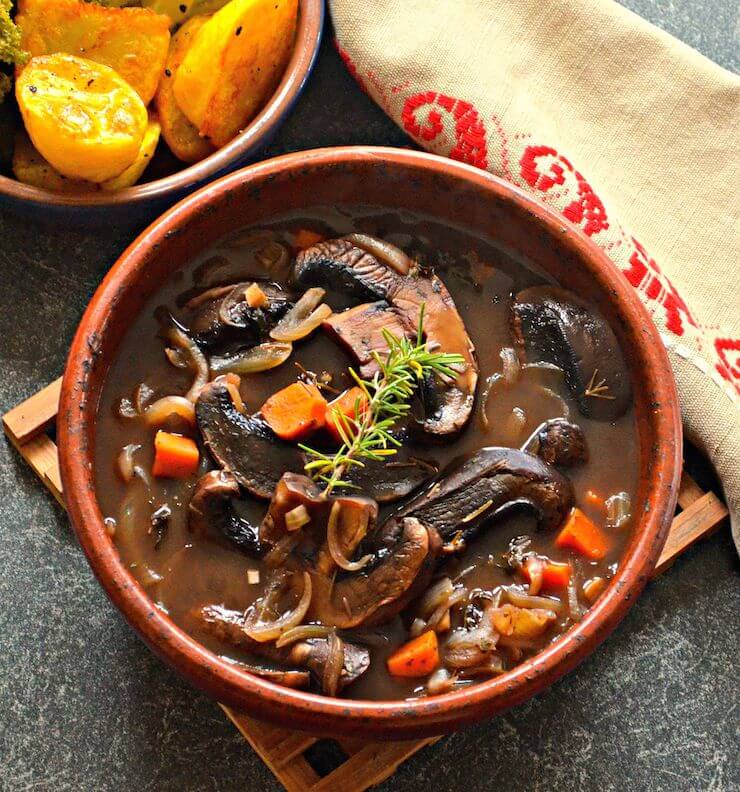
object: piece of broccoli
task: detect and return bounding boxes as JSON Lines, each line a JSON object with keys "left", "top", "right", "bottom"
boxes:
{"left": 0, "top": 0, "right": 27, "bottom": 67}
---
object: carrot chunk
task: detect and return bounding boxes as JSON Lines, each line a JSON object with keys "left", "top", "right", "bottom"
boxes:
{"left": 325, "top": 386, "right": 369, "bottom": 443}
{"left": 522, "top": 555, "right": 571, "bottom": 590}
{"left": 260, "top": 381, "right": 327, "bottom": 441}
{"left": 293, "top": 229, "right": 324, "bottom": 250}
{"left": 387, "top": 631, "right": 439, "bottom": 678}
{"left": 152, "top": 431, "right": 200, "bottom": 479}
{"left": 556, "top": 507, "right": 610, "bottom": 560}
{"left": 244, "top": 282, "right": 267, "bottom": 308}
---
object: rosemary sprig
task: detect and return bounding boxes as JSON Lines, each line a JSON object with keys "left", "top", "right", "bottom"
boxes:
{"left": 300, "top": 304, "right": 464, "bottom": 495}
{"left": 583, "top": 368, "right": 616, "bottom": 400}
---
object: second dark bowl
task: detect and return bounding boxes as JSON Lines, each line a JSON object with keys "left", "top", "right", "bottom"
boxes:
{"left": 0, "top": 0, "right": 324, "bottom": 226}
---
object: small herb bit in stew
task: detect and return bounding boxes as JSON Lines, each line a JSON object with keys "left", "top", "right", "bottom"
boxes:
{"left": 301, "top": 304, "right": 465, "bottom": 495}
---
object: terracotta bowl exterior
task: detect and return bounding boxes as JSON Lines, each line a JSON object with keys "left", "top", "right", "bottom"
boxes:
{"left": 0, "top": 0, "right": 324, "bottom": 225}
{"left": 58, "top": 147, "right": 682, "bottom": 739}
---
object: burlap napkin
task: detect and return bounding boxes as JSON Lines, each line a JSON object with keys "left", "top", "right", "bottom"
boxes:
{"left": 330, "top": 0, "right": 740, "bottom": 546}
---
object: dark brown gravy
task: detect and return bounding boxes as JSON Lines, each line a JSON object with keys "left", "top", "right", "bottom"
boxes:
{"left": 95, "top": 206, "right": 639, "bottom": 701}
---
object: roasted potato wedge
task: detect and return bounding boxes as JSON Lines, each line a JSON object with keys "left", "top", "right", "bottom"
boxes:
{"left": 154, "top": 15, "right": 214, "bottom": 164}
{"left": 16, "top": 0, "right": 170, "bottom": 103}
{"left": 101, "top": 116, "right": 161, "bottom": 191}
{"left": 17, "top": 54, "right": 147, "bottom": 182}
{"left": 12, "top": 130, "right": 98, "bottom": 193}
{"left": 143, "top": 0, "right": 229, "bottom": 28}
{"left": 173, "top": 0, "right": 298, "bottom": 147}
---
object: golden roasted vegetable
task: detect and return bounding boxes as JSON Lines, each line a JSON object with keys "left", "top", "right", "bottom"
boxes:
{"left": 101, "top": 115, "right": 160, "bottom": 190}
{"left": 16, "top": 54, "right": 147, "bottom": 182}
{"left": 16, "top": 0, "right": 170, "bottom": 103}
{"left": 12, "top": 130, "right": 98, "bottom": 192}
{"left": 143, "top": 0, "right": 229, "bottom": 28}
{"left": 173, "top": 0, "right": 298, "bottom": 147}
{"left": 154, "top": 15, "right": 214, "bottom": 163}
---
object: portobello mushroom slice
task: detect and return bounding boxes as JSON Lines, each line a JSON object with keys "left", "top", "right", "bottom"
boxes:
{"left": 196, "top": 380, "right": 303, "bottom": 499}
{"left": 322, "top": 301, "right": 415, "bottom": 378}
{"left": 378, "top": 447, "right": 573, "bottom": 551}
{"left": 189, "top": 470, "right": 264, "bottom": 555}
{"left": 183, "top": 281, "right": 291, "bottom": 350}
{"left": 344, "top": 447, "right": 436, "bottom": 503}
{"left": 521, "top": 417, "right": 588, "bottom": 467}
{"left": 261, "top": 473, "right": 378, "bottom": 569}
{"left": 511, "top": 286, "right": 631, "bottom": 420}
{"left": 296, "top": 237, "right": 478, "bottom": 435}
{"left": 194, "top": 604, "right": 370, "bottom": 691}
{"left": 308, "top": 517, "right": 442, "bottom": 629}
{"left": 294, "top": 238, "right": 399, "bottom": 300}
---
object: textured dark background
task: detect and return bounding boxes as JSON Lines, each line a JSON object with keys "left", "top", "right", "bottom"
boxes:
{"left": 1, "top": 2, "right": 738, "bottom": 790}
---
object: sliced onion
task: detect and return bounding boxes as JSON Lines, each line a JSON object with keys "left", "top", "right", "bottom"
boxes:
{"left": 210, "top": 342, "right": 292, "bottom": 375}
{"left": 418, "top": 577, "right": 454, "bottom": 620}
{"left": 500, "top": 347, "right": 521, "bottom": 384}
{"left": 446, "top": 626, "right": 498, "bottom": 653}
{"left": 459, "top": 655, "right": 505, "bottom": 678}
{"left": 134, "top": 383, "right": 155, "bottom": 414}
{"left": 263, "top": 533, "right": 300, "bottom": 568}
{"left": 502, "top": 586, "right": 564, "bottom": 613}
{"left": 327, "top": 501, "right": 373, "bottom": 572}
{"left": 479, "top": 373, "right": 502, "bottom": 430}
{"left": 567, "top": 574, "right": 583, "bottom": 620}
{"left": 270, "top": 288, "right": 331, "bottom": 342}
{"left": 409, "top": 617, "right": 427, "bottom": 638}
{"left": 427, "top": 668, "right": 458, "bottom": 695}
{"left": 255, "top": 241, "right": 290, "bottom": 273}
{"left": 164, "top": 347, "right": 189, "bottom": 369}
{"left": 243, "top": 572, "right": 312, "bottom": 643}
{"left": 116, "top": 443, "right": 141, "bottom": 483}
{"left": 275, "top": 624, "right": 332, "bottom": 648}
{"left": 583, "top": 576, "right": 607, "bottom": 604}
{"left": 143, "top": 396, "right": 196, "bottom": 427}
{"left": 183, "top": 284, "right": 234, "bottom": 311}
{"left": 426, "top": 587, "right": 469, "bottom": 632}
{"left": 321, "top": 630, "right": 345, "bottom": 696}
{"left": 444, "top": 644, "right": 491, "bottom": 669}
{"left": 606, "top": 491, "right": 632, "bottom": 529}
{"left": 212, "top": 373, "right": 245, "bottom": 413}
{"left": 168, "top": 327, "right": 209, "bottom": 402}
{"left": 133, "top": 464, "right": 153, "bottom": 490}
{"left": 344, "top": 233, "right": 413, "bottom": 275}
{"left": 496, "top": 635, "right": 540, "bottom": 650}
{"left": 540, "top": 386, "right": 571, "bottom": 419}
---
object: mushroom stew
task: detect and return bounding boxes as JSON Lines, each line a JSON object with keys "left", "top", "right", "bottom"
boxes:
{"left": 95, "top": 207, "right": 639, "bottom": 701}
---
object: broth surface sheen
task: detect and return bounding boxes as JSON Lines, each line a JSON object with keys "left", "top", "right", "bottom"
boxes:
{"left": 95, "top": 206, "right": 639, "bottom": 701}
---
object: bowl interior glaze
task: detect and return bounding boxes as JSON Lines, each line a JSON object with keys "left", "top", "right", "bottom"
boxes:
{"left": 58, "top": 147, "right": 681, "bottom": 738}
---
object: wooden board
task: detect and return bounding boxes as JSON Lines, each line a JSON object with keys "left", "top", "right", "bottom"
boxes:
{"left": 3, "top": 377, "right": 730, "bottom": 792}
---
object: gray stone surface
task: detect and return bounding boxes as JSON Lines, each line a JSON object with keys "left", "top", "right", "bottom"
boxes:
{"left": 1, "top": 2, "right": 738, "bottom": 790}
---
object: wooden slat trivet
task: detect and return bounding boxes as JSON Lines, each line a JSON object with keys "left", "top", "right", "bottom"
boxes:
{"left": 3, "top": 377, "right": 729, "bottom": 792}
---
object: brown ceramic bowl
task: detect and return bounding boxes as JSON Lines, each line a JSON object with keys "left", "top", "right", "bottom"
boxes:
{"left": 0, "top": 0, "right": 323, "bottom": 225}
{"left": 58, "top": 147, "right": 682, "bottom": 739}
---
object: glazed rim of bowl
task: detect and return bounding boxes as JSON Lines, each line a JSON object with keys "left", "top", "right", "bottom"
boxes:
{"left": 59, "top": 147, "right": 682, "bottom": 738}
{"left": 0, "top": 0, "right": 324, "bottom": 209}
